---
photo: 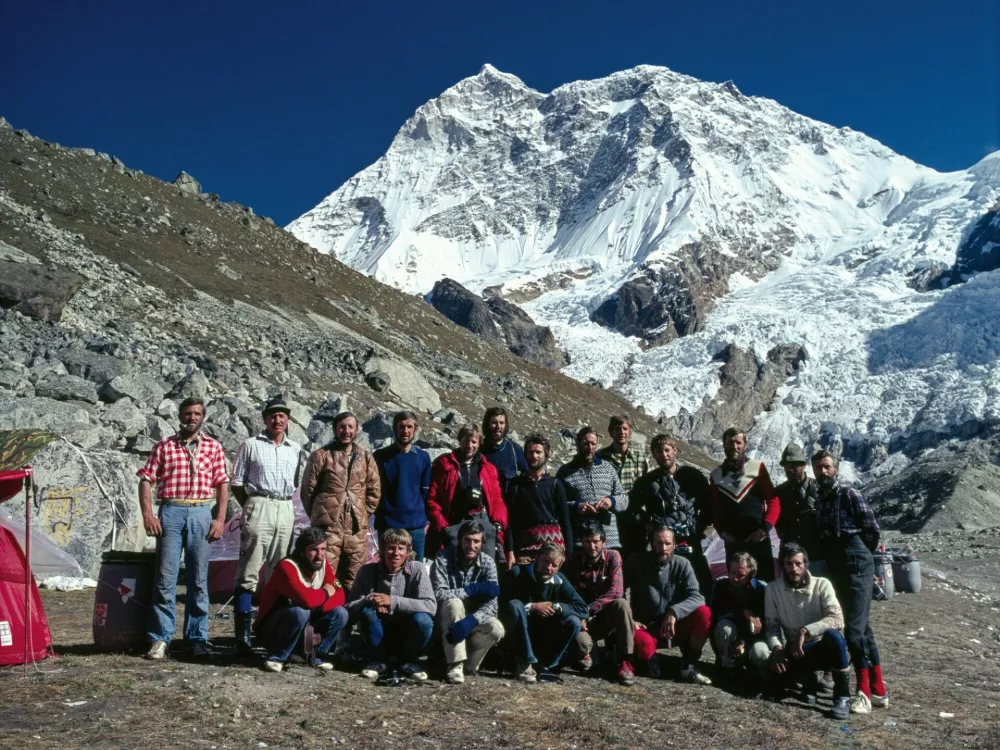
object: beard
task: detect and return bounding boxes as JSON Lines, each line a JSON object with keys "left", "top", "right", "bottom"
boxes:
{"left": 817, "top": 475, "right": 837, "bottom": 489}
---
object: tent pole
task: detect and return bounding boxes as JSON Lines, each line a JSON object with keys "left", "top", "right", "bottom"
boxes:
{"left": 23, "top": 473, "right": 30, "bottom": 677}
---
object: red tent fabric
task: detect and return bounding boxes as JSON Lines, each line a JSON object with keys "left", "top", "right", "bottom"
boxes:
{"left": 0, "top": 524, "right": 52, "bottom": 665}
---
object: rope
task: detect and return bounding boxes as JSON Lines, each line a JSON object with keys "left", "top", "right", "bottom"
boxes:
{"left": 59, "top": 437, "right": 128, "bottom": 550}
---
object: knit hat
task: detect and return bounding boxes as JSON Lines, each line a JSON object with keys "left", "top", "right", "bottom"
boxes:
{"left": 262, "top": 395, "right": 291, "bottom": 416}
{"left": 779, "top": 442, "right": 807, "bottom": 465}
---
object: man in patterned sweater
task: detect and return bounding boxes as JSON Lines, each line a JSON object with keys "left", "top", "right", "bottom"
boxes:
{"left": 708, "top": 427, "right": 780, "bottom": 581}
{"left": 432, "top": 520, "right": 505, "bottom": 684}
{"left": 564, "top": 520, "right": 636, "bottom": 685}
{"left": 558, "top": 426, "right": 626, "bottom": 550}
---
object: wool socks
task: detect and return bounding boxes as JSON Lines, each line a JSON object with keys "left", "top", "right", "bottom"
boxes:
{"left": 870, "top": 664, "right": 886, "bottom": 696}
{"left": 856, "top": 666, "right": 871, "bottom": 698}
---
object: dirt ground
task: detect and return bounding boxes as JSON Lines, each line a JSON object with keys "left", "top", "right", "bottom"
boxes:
{"left": 1, "top": 576, "right": 998, "bottom": 750}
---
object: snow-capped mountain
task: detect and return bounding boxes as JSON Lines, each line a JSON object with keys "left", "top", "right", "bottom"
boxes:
{"left": 289, "top": 64, "right": 1000, "bottom": 476}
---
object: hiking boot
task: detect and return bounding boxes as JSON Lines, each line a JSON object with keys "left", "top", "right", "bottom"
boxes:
{"left": 680, "top": 664, "right": 712, "bottom": 685}
{"left": 850, "top": 692, "right": 872, "bottom": 714}
{"left": 190, "top": 641, "right": 212, "bottom": 659}
{"left": 264, "top": 660, "right": 283, "bottom": 673}
{"left": 538, "top": 667, "right": 564, "bottom": 684}
{"left": 578, "top": 652, "right": 593, "bottom": 671}
{"left": 361, "top": 662, "right": 388, "bottom": 680}
{"left": 145, "top": 640, "right": 167, "bottom": 660}
{"left": 445, "top": 663, "right": 465, "bottom": 684}
{"left": 801, "top": 672, "right": 819, "bottom": 704}
{"left": 234, "top": 612, "right": 253, "bottom": 656}
{"left": 517, "top": 663, "right": 537, "bottom": 684}
{"left": 618, "top": 660, "right": 636, "bottom": 686}
{"left": 817, "top": 671, "right": 835, "bottom": 693}
{"left": 646, "top": 656, "right": 661, "bottom": 679}
{"left": 830, "top": 696, "right": 851, "bottom": 720}
{"left": 400, "top": 662, "right": 428, "bottom": 682}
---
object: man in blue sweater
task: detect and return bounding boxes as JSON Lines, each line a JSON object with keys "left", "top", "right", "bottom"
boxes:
{"left": 374, "top": 411, "right": 433, "bottom": 561}
{"left": 480, "top": 407, "right": 529, "bottom": 500}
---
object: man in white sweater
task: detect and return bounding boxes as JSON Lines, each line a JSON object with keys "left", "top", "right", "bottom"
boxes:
{"left": 749, "top": 542, "right": 853, "bottom": 719}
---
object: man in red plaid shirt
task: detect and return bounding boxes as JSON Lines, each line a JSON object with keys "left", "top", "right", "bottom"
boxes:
{"left": 138, "top": 397, "right": 229, "bottom": 660}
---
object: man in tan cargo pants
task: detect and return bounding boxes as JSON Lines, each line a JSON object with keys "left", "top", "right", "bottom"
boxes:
{"left": 230, "top": 395, "right": 302, "bottom": 655}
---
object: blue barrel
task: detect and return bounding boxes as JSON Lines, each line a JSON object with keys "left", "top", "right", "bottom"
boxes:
{"left": 93, "top": 551, "right": 156, "bottom": 652}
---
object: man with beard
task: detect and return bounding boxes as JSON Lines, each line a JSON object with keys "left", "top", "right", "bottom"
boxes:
{"left": 502, "top": 542, "right": 590, "bottom": 683}
{"left": 811, "top": 451, "right": 888, "bottom": 715}
{"left": 597, "top": 415, "right": 650, "bottom": 559}
{"left": 557, "top": 427, "right": 625, "bottom": 550}
{"left": 374, "top": 411, "right": 433, "bottom": 561}
{"left": 230, "top": 395, "right": 302, "bottom": 655}
{"left": 347, "top": 528, "right": 437, "bottom": 682}
{"left": 301, "top": 411, "right": 381, "bottom": 590}
{"left": 709, "top": 551, "right": 766, "bottom": 670}
{"left": 627, "top": 526, "right": 712, "bottom": 684}
{"left": 480, "top": 407, "right": 528, "bottom": 500}
{"left": 426, "top": 424, "right": 509, "bottom": 565}
{"left": 748, "top": 543, "right": 852, "bottom": 720}
{"left": 253, "top": 526, "right": 349, "bottom": 673}
{"left": 505, "top": 434, "right": 573, "bottom": 561}
{"left": 431, "top": 520, "right": 505, "bottom": 684}
{"left": 564, "top": 520, "right": 636, "bottom": 685}
{"left": 774, "top": 443, "right": 822, "bottom": 572}
{"left": 139, "top": 397, "right": 229, "bottom": 660}
{"left": 708, "top": 428, "right": 780, "bottom": 581}
{"left": 629, "top": 434, "right": 712, "bottom": 596}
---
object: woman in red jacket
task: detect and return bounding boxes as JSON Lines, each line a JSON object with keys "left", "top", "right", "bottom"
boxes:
{"left": 426, "top": 423, "right": 510, "bottom": 566}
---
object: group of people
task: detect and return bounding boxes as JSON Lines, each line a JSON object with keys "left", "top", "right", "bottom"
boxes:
{"left": 136, "top": 398, "right": 888, "bottom": 720}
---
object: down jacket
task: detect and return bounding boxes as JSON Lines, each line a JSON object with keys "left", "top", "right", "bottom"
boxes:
{"left": 425, "top": 451, "right": 508, "bottom": 553}
{"left": 301, "top": 442, "right": 381, "bottom": 542}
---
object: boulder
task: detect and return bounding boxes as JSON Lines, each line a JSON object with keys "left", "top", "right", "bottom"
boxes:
{"left": 60, "top": 350, "right": 134, "bottom": 385}
{"left": 34, "top": 374, "right": 100, "bottom": 404}
{"left": 363, "top": 357, "right": 441, "bottom": 413}
{"left": 168, "top": 370, "right": 210, "bottom": 401}
{"left": 0, "top": 395, "right": 103, "bottom": 449}
{"left": 100, "top": 373, "right": 165, "bottom": 408}
{"left": 100, "top": 398, "right": 147, "bottom": 438}
{"left": 285, "top": 399, "right": 313, "bottom": 430}
{"left": 362, "top": 411, "right": 396, "bottom": 442}
{"left": 4, "top": 441, "right": 146, "bottom": 576}
{"left": 173, "top": 171, "right": 202, "bottom": 196}
{"left": 0, "top": 261, "right": 84, "bottom": 322}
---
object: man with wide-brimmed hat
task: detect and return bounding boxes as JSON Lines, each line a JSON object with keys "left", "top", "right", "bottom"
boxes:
{"left": 774, "top": 443, "right": 821, "bottom": 571}
{"left": 230, "top": 395, "right": 303, "bottom": 654}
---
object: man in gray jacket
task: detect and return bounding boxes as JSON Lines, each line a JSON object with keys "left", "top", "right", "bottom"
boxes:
{"left": 346, "top": 528, "right": 436, "bottom": 682}
{"left": 626, "top": 526, "right": 712, "bottom": 684}
{"left": 432, "top": 520, "right": 505, "bottom": 684}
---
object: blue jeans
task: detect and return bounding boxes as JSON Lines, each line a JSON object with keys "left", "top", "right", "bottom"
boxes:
{"left": 407, "top": 527, "right": 426, "bottom": 562}
{"left": 257, "top": 605, "right": 349, "bottom": 663}
{"left": 148, "top": 503, "right": 212, "bottom": 645}
{"left": 355, "top": 607, "right": 433, "bottom": 663}
{"left": 502, "top": 599, "right": 581, "bottom": 669}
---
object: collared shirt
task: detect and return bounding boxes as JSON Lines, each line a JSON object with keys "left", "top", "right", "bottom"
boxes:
{"left": 564, "top": 548, "right": 624, "bottom": 616}
{"left": 230, "top": 432, "right": 301, "bottom": 498}
{"left": 814, "top": 481, "right": 880, "bottom": 552}
{"left": 137, "top": 432, "right": 229, "bottom": 501}
{"left": 597, "top": 445, "right": 649, "bottom": 494}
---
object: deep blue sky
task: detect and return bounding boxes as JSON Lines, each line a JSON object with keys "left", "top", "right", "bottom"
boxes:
{"left": 3, "top": 1, "right": 997, "bottom": 226}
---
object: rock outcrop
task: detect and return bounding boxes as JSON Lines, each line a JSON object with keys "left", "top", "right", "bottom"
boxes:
{"left": 430, "top": 278, "right": 568, "bottom": 368}
{"left": 0, "top": 260, "right": 83, "bottom": 322}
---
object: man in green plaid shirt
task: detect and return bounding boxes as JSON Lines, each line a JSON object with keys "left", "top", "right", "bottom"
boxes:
{"left": 597, "top": 415, "right": 649, "bottom": 559}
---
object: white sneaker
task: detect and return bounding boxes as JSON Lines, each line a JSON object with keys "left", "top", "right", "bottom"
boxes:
{"left": 445, "top": 663, "right": 465, "bottom": 684}
{"left": 517, "top": 663, "right": 537, "bottom": 684}
{"left": 680, "top": 664, "right": 712, "bottom": 685}
{"left": 145, "top": 641, "right": 167, "bottom": 660}
{"left": 310, "top": 657, "right": 334, "bottom": 671}
{"left": 870, "top": 683, "right": 889, "bottom": 708}
{"left": 361, "top": 662, "right": 387, "bottom": 680}
{"left": 850, "top": 692, "right": 872, "bottom": 714}
{"left": 264, "top": 660, "right": 283, "bottom": 673}
{"left": 400, "top": 662, "right": 428, "bottom": 682}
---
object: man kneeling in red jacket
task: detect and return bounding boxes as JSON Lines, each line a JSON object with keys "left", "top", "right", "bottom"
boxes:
{"left": 253, "top": 526, "right": 349, "bottom": 673}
